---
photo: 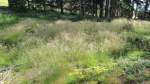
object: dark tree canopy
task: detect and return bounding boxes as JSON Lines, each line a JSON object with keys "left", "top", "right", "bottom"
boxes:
{"left": 8, "top": 0, "right": 150, "bottom": 19}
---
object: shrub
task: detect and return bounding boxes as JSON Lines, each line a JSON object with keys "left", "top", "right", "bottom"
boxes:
{"left": 0, "top": 14, "right": 18, "bottom": 30}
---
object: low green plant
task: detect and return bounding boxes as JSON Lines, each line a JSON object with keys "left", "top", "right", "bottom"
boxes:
{"left": 0, "top": 47, "right": 17, "bottom": 67}
{"left": 0, "top": 14, "right": 19, "bottom": 30}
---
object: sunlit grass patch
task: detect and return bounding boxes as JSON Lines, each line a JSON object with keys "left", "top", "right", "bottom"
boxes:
{"left": 0, "top": 0, "right": 8, "bottom": 6}
{"left": 0, "top": 47, "right": 17, "bottom": 67}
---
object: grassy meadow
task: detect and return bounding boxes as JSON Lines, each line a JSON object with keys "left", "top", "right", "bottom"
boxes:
{"left": 0, "top": 12, "right": 150, "bottom": 84}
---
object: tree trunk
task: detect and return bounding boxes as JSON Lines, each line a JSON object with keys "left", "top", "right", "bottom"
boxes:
{"left": 144, "top": 0, "right": 149, "bottom": 17}
{"left": 80, "top": 0, "right": 84, "bottom": 16}
{"left": 105, "top": 0, "right": 111, "bottom": 18}
{"left": 60, "top": 0, "right": 64, "bottom": 13}
{"left": 99, "top": 0, "right": 104, "bottom": 18}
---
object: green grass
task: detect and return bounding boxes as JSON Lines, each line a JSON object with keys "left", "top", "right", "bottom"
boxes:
{"left": 0, "top": 14, "right": 19, "bottom": 30}
{"left": 0, "top": 13, "right": 150, "bottom": 84}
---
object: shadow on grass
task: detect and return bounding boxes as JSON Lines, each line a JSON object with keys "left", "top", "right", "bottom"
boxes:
{"left": 0, "top": 7, "right": 99, "bottom": 32}
{"left": 13, "top": 10, "right": 97, "bottom": 22}
{"left": 0, "top": 14, "right": 19, "bottom": 30}
{"left": 0, "top": 7, "right": 120, "bottom": 23}
{"left": 0, "top": 7, "right": 20, "bottom": 30}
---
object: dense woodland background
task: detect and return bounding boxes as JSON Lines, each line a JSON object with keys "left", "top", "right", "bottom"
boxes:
{"left": 8, "top": 0, "right": 150, "bottom": 19}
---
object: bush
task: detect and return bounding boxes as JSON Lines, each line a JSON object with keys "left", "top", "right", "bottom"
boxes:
{"left": 0, "top": 14, "right": 18, "bottom": 30}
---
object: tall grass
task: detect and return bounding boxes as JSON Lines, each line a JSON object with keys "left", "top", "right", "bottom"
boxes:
{"left": 0, "top": 15, "right": 150, "bottom": 84}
